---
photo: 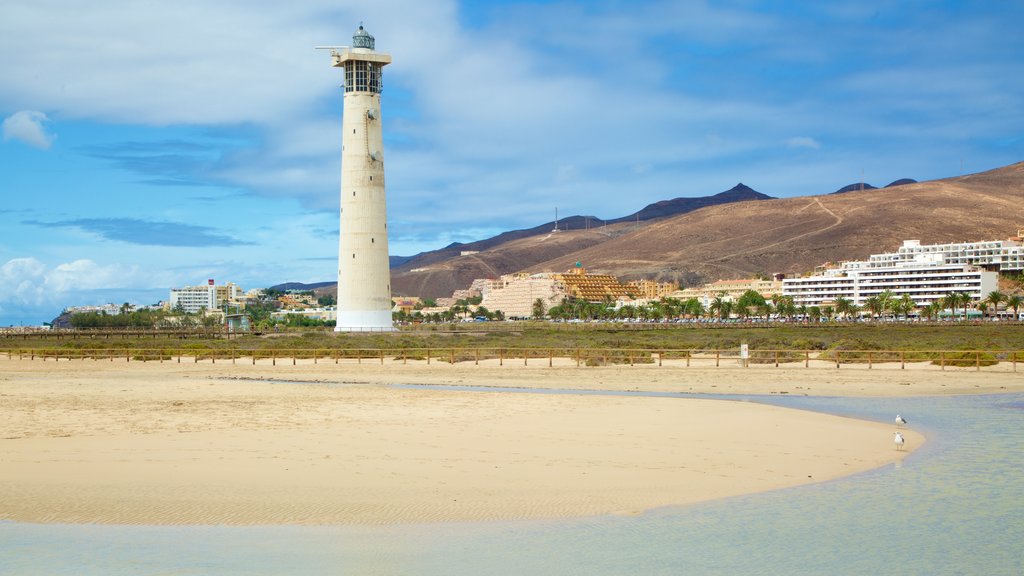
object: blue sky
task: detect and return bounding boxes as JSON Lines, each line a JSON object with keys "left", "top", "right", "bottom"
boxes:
{"left": 1, "top": 0, "right": 1022, "bottom": 326}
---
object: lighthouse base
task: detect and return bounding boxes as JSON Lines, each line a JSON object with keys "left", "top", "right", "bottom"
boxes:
{"left": 334, "top": 309, "right": 395, "bottom": 333}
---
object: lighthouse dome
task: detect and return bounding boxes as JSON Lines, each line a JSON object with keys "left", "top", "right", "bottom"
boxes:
{"left": 352, "top": 25, "right": 375, "bottom": 50}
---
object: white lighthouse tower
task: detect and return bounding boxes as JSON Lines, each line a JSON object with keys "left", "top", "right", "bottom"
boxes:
{"left": 326, "top": 25, "right": 394, "bottom": 332}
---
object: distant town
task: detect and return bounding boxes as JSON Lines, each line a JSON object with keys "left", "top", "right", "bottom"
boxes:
{"left": 7, "top": 231, "right": 1024, "bottom": 333}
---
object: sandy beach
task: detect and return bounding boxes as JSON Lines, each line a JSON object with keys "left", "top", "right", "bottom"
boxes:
{"left": 5, "top": 356, "right": 1006, "bottom": 526}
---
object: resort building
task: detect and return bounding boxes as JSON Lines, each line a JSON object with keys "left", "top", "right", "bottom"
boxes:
{"left": 270, "top": 307, "right": 337, "bottom": 323}
{"left": 391, "top": 297, "right": 421, "bottom": 315}
{"left": 674, "top": 278, "right": 784, "bottom": 308}
{"left": 554, "top": 265, "right": 630, "bottom": 302}
{"left": 481, "top": 273, "right": 565, "bottom": 319}
{"left": 169, "top": 280, "right": 244, "bottom": 314}
{"left": 625, "top": 279, "right": 680, "bottom": 299}
{"left": 783, "top": 262, "right": 998, "bottom": 307}
{"left": 858, "top": 234, "right": 1024, "bottom": 273}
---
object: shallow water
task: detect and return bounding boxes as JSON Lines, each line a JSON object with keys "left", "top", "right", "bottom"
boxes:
{"left": 2, "top": 392, "right": 1022, "bottom": 575}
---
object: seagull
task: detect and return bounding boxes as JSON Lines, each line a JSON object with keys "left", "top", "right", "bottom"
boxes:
{"left": 894, "top": 432, "right": 905, "bottom": 451}
{"left": 895, "top": 414, "right": 907, "bottom": 428}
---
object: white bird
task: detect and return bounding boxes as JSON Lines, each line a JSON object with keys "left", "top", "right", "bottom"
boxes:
{"left": 894, "top": 432, "right": 905, "bottom": 451}
{"left": 895, "top": 414, "right": 907, "bottom": 427}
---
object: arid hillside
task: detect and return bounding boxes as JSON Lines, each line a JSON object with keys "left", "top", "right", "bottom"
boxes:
{"left": 391, "top": 184, "right": 771, "bottom": 297}
{"left": 392, "top": 161, "right": 1023, "bottom": 298}
{"left": 532, "top": 162, "right": 1024, "bottom": 285}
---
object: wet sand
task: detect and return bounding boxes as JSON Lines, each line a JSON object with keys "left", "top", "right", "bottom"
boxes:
{"left": 0, "top": 357, "right": 968, "bottom": 525}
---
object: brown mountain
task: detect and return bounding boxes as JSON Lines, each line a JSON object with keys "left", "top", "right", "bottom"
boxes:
{"left": 391, "top": 161, "right": 1023, "bottom": 297}
{"left": 390, "top": 184, "right": 773, "bottom": 297}
{"left": 529, "top": 161, "right": 1024, "bottom": 285}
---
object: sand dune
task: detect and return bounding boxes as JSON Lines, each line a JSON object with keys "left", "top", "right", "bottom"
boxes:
{"left": 0, "top": 358, "right": 959, "bottom": 525}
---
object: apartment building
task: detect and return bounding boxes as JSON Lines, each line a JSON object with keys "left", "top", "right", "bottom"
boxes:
{"left": 625, "top": 279, "right": 679, "bottom": 299}
{"left": 783, "top": 261, "right": 997, "bottom": 307}
{"left": 859, "top": 234, "right": 1024, "bottom": 273}
{"left": 481, "top": 273, "right": 565, "bottom": 318}
{"left": 169, "top": 280, "right": 243, "bottom": 313}
{"left": 674, "top": 278, "right": 783, "bottom": 307}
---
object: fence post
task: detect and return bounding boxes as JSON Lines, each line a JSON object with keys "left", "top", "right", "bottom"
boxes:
{"left": 524, "top": 350, "right": 528, "bottom": 366}
{"left": 427, "top": 349, "right": 431, "bottom": 365}
{"left": 835, "top": 350, "right": 840, "bottom": 369}
{"left": 313, "top": 350, "right": 317, "bottom": 365}
{"left": 499, "top": 349, "right": 503, "bottom": 366}
{"left": 293, "top": 353, "right": 296, "bottom": 366}
{"left": 575, "top": 349, "right": 580, "bottom": 367}
{"left": 774, "top": 350, "right": 779, "bottom": 368}
{"left": 629, "top": 351, "right": 633, "bottom": 366}
{"left": 940, "top": 351, "right": 945, "bottom": 370}
{"left": 272, "top": 351, "right": 276, "bottom": 366}
{"left": 976, "top": 351, "right": 980, "bottom": 371}
{"left": 475, "top": 349, "right": 479, "bottom": 366}
{"left": 357, "top": 349, "right": 361, "bottom": 364}
{"left": 380, "top": 350, "right": 384, "bottom": 365}
{"left": 403, "top": 350, "right": 407, "bottom": 365}
{"left": 901, "top": 351, "right": 905, "bottom": 370}
{"left": 686, "top": 351, "right": 690, "bottom": 367}
{"left": 451, "top": 348, "right": 456, "bottom": 365}
{"left": 868, "top": 351, "right": 872, "bottom": 370}
{"left": 716, "top": 351, "right": 720, "bottom": 367}
{"left": 658, "top": 351, "right": 662, "bottom": 367}
{"left": 805, "top": 350, "right": 809, "bottom": 368}
{"left": 549, "top": 349, "right": 553, "bottom": 367}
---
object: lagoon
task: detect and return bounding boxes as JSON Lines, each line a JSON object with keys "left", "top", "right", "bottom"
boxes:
{"left": 2, "top": 392, "right": 1022, "bottom": 575}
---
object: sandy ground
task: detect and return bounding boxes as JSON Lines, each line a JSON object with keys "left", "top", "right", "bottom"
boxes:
{"left": 5, "top": 356, "right": 1009, "bottom": 526}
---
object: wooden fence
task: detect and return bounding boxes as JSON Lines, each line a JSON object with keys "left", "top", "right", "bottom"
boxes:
{"left": 3, "top": 347, "right": 1020, "bottom": 371}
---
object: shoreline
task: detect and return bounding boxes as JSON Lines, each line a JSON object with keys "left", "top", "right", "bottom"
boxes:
{"left": 0, "top": 359, "right": 955, "bottom": 526}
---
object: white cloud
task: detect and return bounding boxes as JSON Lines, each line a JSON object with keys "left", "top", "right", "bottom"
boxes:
{"left": 0, "top": 257, "right": 151, "bottom": 306}
{"left": 2, "top": 110, "right": 54, "bottom": 148}
{"left": 1, "top": 1, "right": 1022, "bottom": 257}
{"left": 785, "top": 136, "right": 822, "bottom": 149}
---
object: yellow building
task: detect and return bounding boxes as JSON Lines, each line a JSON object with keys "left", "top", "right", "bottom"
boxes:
{"left": 554, "top": 265, "right": 629, "bottom": 302}
{"left": 674, "top": 278, "right": 783, "bottom": 304}
{"left": 625, "top": 279, "right": 679, "bottom": 299}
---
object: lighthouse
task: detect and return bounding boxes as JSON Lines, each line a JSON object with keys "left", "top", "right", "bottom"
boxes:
{"left": 325, "top": 26, "right": 394, "bottom": 331}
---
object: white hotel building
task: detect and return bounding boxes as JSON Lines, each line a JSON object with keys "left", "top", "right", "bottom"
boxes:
{"left": 169, "top": 281, "right": 243, "bottom": 314}
{"left": 781, "top": 236, "right": 1023, "bottom": 307}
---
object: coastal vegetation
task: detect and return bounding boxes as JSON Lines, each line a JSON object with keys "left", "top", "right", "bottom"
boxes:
{"left": 4, "top": 321, "right": 1023, "bottom": 356}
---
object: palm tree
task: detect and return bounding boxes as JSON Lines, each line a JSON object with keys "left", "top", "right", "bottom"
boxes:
{"left": 808, "top": 306, "right": 821, "bottom": 322}
{"left": 985, "top": 291, "right": 1004, "bottom": 319}
{"left": 683, "top": 298, "right": 705, "bottom": 318}
{"left": 893, "top": 293, "right": 916, "bottom": 320}
{"left": 710, "top": 295, "right": 732, "bottom": 320}
{"left": 1006, "top": 295, "right": 1022, "bottom": 320}
{"left": 959, "top": 292, "right": 974, "bottom": 320}
{"left": 834, "top": 297, "right": 853, "bottom": 320}
{"left": 864, "top": 296, "right": 883, "bottom": 319}
{"left": 942, "top": 293, "right": 961, "bottom": 320}
{"left": 532, "top": 298, "right": 546, "bottom": 320}
{"left": 776, "top": 296, "right": 797, "bottom": 320}
{"left": 877, "top": 290, "right": 895, "bottom": 318}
